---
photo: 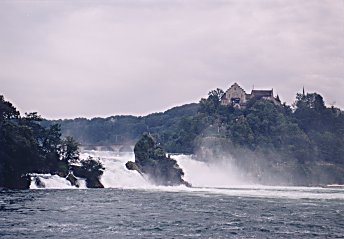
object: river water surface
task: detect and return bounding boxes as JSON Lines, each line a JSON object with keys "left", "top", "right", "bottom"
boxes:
{"left": 1, "top": 188, "right": 344, "bottom": 238}
{"left": 1, "top": 151, "right": 344, "bottom": 238}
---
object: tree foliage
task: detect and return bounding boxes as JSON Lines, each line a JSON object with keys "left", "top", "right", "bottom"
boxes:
{"left": 0, "top": 95, "right": 103, "bottom": 189}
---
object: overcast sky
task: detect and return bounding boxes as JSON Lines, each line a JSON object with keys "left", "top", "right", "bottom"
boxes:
{"left": 1, "top": 0, "right": 343, "bottom": 119}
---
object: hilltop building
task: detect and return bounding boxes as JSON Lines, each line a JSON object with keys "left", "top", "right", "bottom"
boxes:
{"left": 221, "top": 83, "right": 280, "bottom": 108}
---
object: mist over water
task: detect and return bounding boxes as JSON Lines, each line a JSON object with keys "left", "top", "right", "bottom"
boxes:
{"left": 173, "top": 154, "right": 249, "bottom": 188}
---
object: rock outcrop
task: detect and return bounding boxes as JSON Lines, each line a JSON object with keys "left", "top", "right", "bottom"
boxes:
{"left": 66, "top": 172, "right": 80, "bottom": 188}
{"left": 71, "top": 157, "right": 104, "bottom": 188}
{"left": 126, "top": 133, "right": 191, "bottom": 187}
{"left": 34, "top": 176, "right": 45, "bottom": 188}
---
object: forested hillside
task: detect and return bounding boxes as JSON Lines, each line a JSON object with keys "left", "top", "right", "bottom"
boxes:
{"left": 51, "top": 89, "right": 344, "bottom": 163}
{"left": 186, "top": 89, "right": 344, "bottom": 185}
{"left": 48, "top": 88, "right": 344, "bottom": 185}
{"left": 45, "top": 103, "right": 200, "bottom": 152}
{"left": 195, "top": 89, "right": 344, "bottom": 164}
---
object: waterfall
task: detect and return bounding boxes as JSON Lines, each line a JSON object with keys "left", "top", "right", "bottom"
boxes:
{"left": 80, "top": 150, "right": 151, "bottom": 188}
{"left": 28, "top": 150, "right": 344, "bottom": 200}
{"left": 30, "top": 150, "right": 246, "bottom": 189}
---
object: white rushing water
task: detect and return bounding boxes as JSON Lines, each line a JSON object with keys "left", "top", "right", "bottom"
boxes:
{"left": 173, "top": 154, "right": 249, "bottom": 187}
{"left": 80, "top": 151, "right": 151, "bottom": 188}
{"left": 29, "top": 150, "right": 344, "bottom": 200}
{"left": 30, "top": 174, "right": 87, "bottom": 189}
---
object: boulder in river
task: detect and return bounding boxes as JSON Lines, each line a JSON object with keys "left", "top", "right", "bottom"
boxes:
{"left": 126, "top": 133, "right": 191, "bottom": 187}
{"left": 66, "top": 172, "right": 80, "bottom": 188}
{"left": 71, "top": 157, "right": 104, "bottom": 188}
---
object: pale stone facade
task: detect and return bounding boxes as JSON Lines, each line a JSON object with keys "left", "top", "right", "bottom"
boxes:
{"left": 221, "top": 83, "right": 248, "bottom": 108}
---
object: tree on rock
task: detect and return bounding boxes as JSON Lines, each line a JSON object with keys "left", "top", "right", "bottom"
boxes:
{"left": 71, "top": 156, "right": 104, "bottom": 188}
{"left": 126, "top": 133, "right": 191, "bottom": 187}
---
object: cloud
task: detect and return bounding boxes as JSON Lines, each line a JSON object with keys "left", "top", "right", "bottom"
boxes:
{"left": 0, "top": 0, "right": 343, "bottom": 118}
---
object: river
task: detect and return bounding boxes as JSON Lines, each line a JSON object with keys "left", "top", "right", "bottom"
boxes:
{"left": 1, "top": 150, "right": 343, "bottom": 238}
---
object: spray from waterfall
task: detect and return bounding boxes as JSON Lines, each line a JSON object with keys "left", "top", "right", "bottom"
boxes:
{"left": 173, "top": 155, "right": 249, "bottom": 188}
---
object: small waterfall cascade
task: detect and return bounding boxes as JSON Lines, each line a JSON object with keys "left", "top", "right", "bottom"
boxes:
{"left": 30, "top": 174, "right": 87, "bottom": 189}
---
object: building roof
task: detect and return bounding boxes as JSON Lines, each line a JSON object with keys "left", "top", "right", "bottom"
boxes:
{"left": 251, "top": 90, "right": 273, "bottom": 98}
{"left": 229, "top": 82, "right": 246, "bottom": 93}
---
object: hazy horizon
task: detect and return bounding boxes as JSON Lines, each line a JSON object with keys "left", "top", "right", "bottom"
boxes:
{"left": 1, "top": 0, "right": 343, "bottom": 119}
